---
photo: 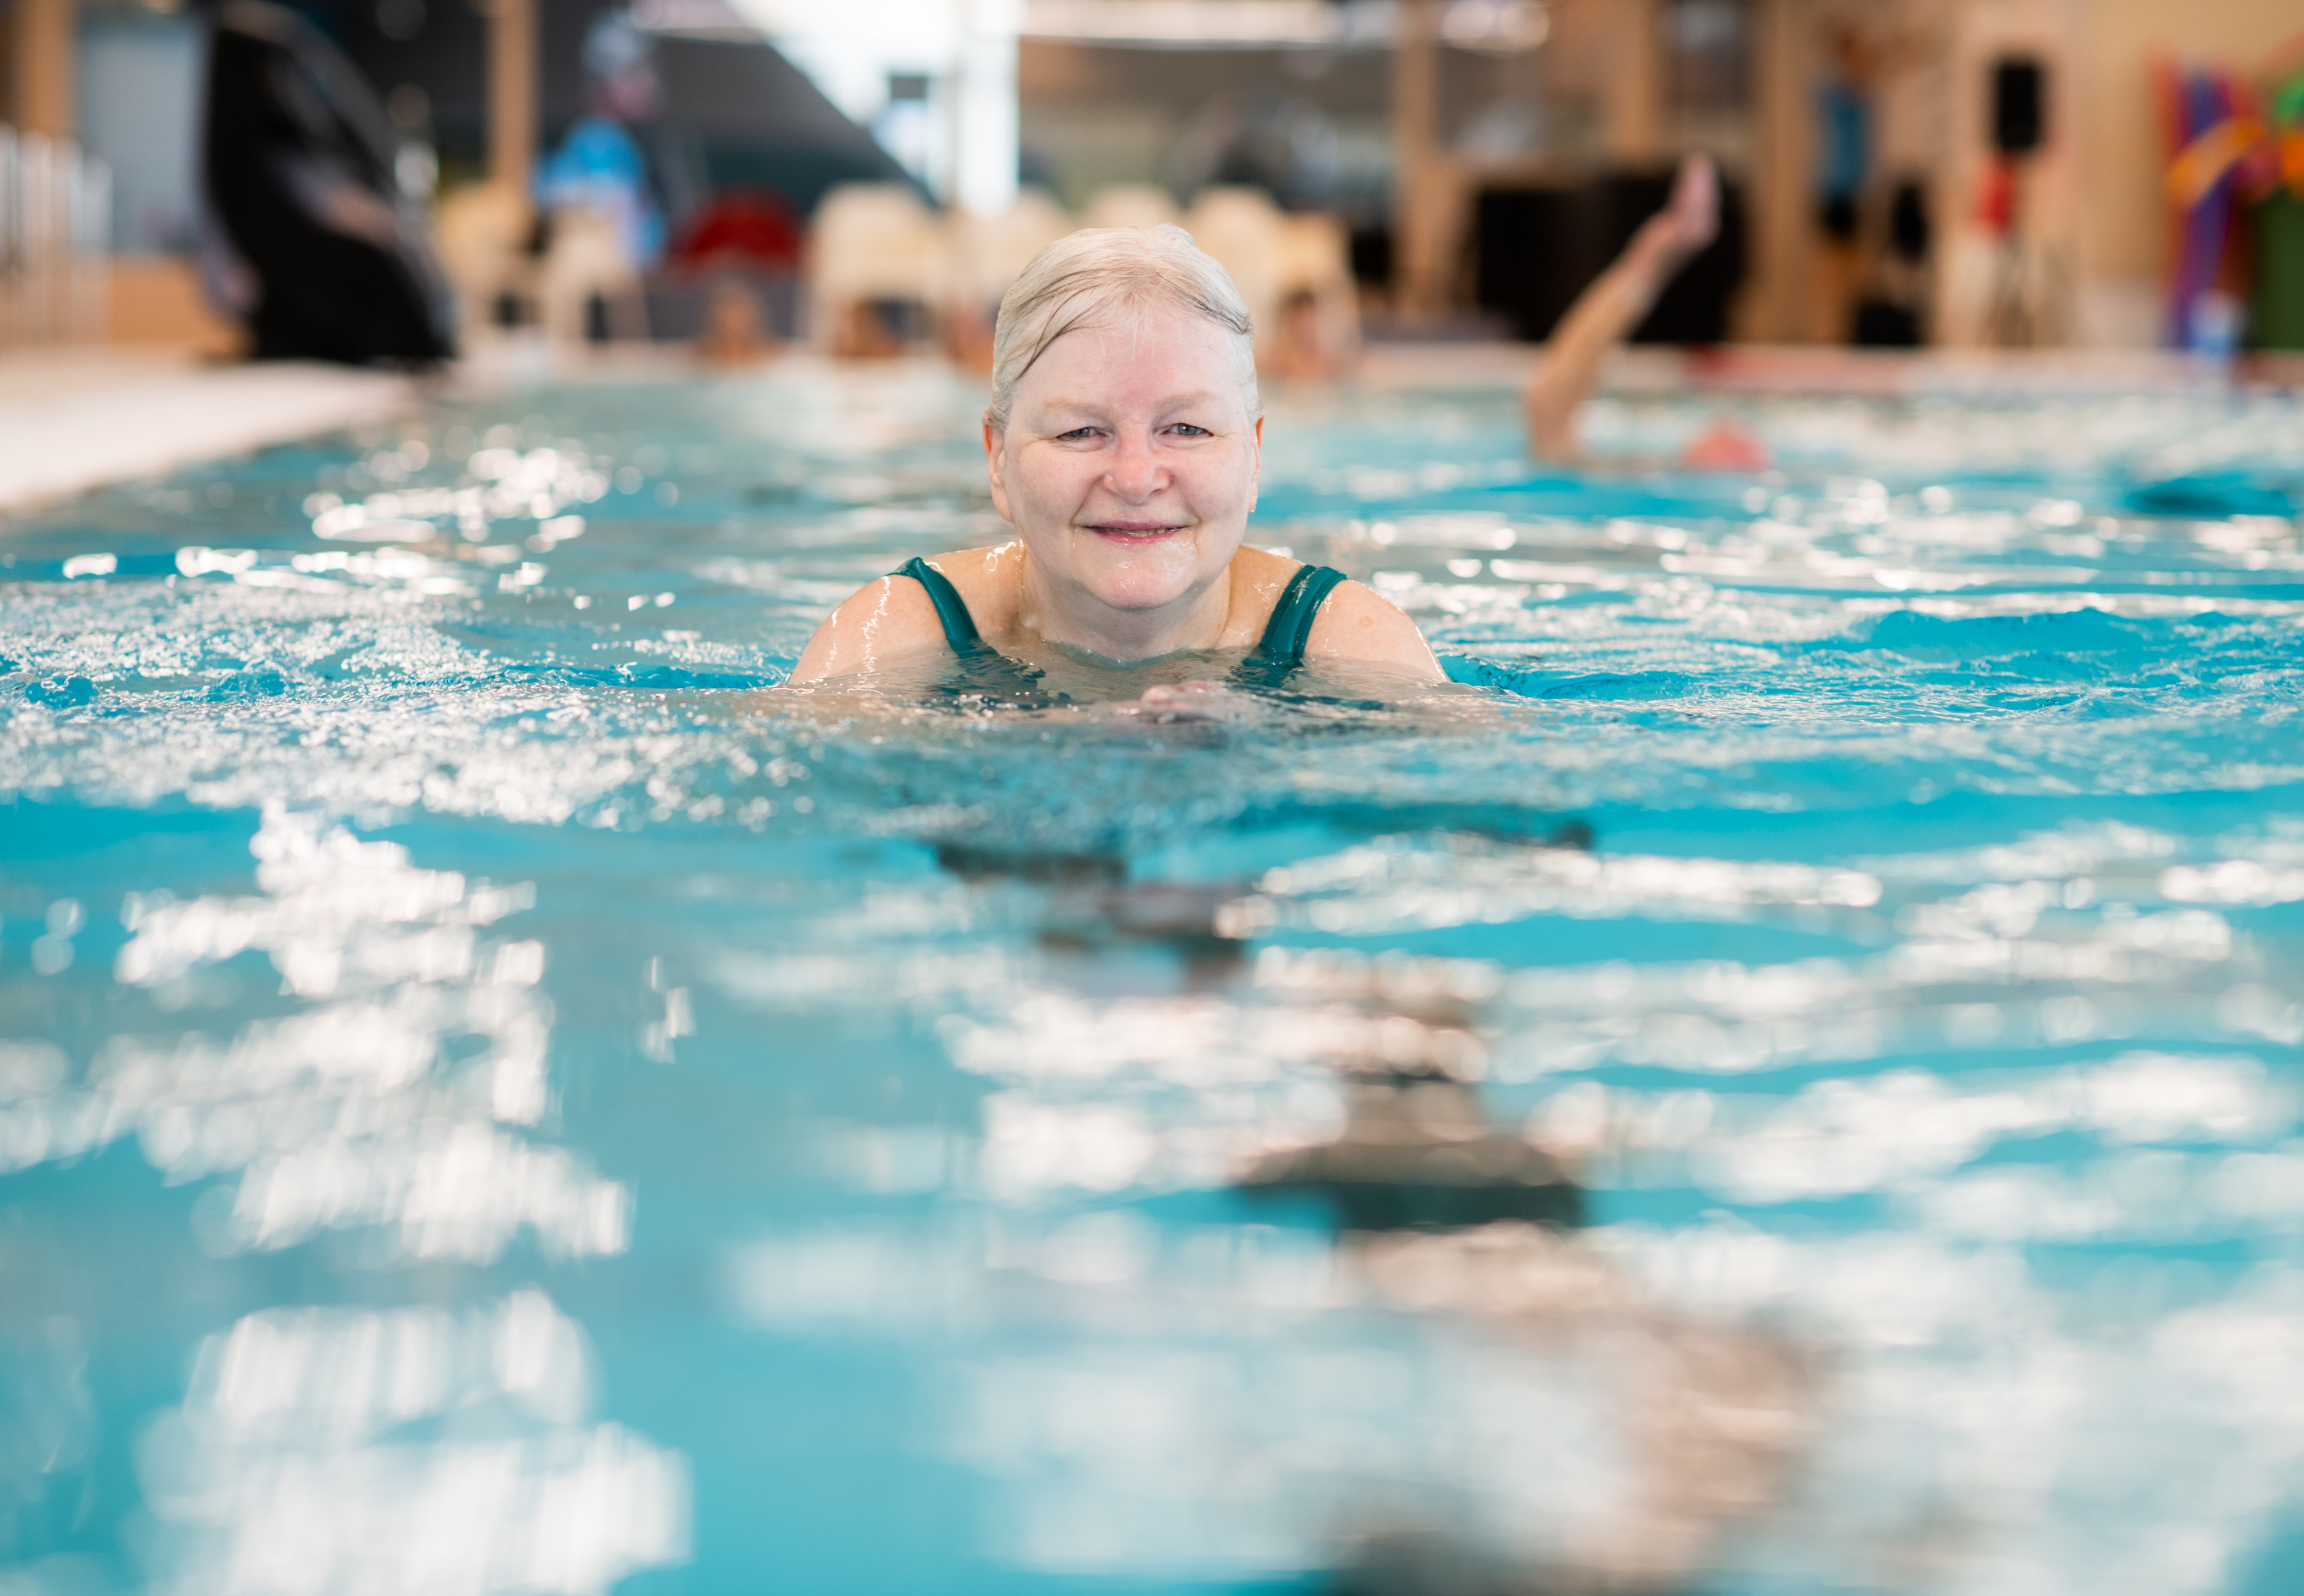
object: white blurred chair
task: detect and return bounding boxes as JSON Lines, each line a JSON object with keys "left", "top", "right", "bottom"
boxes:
{"left": 938, "top": 189, "right": 1075, "bottom": 368}
{"left": 1184, "top": 186, "right": 1285, "bottom": 351}
{"left": 809, "top": 182, "right": 944, "bottom": 354}
{"left": 537, "top": 206, "right": 648, "bottom": 345}
{"left": 1188, "top": 190, "right": 1363, "bottom": 376}
{"left": 942, "top": 188, "right": 1073, "bottom": 313}
{"left": 434, "top": 180, "right": 534, "bottom": 336}
{"left": 1081, "top": 184, "right": 1182, "bottom": 233}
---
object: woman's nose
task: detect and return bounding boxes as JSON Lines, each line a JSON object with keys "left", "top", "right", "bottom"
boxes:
{"left": 1102, "top": 430, "right": 1167, "bottom": 500}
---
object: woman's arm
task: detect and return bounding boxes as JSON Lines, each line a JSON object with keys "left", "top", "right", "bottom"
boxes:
{"left": 1524, "top": 153, "right": 1720, "bottom": 463}
{"left": 785, "top": 575, "right": 949, "bottom": 685}
{"left": 1305, "top": 581, "right": 1446, "bottom": 682}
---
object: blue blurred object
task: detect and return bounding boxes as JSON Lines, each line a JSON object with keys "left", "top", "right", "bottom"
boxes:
{"left": 2124, "top": 470, "right": 2298, "bottom": 517}
{"left": 538, "top": 117, "right": 665, "bottom": 270}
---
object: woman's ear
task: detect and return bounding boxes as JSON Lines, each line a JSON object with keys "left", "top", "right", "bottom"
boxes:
{"left": 982, "top": 416, "right": 1013, "bottom": 523}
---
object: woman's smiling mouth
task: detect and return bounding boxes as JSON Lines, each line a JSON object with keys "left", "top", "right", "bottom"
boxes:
{"left": 1084, "top": 520, "right": 1187, "bottom": 540}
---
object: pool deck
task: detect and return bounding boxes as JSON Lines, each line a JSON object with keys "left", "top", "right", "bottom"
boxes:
{"left": 0, "top": 348, "right": 415, "bottom": 516}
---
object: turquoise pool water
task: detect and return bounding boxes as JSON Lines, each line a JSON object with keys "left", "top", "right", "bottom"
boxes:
{"left": 3, "top": 358, "right": 2303, "bottom": 1595}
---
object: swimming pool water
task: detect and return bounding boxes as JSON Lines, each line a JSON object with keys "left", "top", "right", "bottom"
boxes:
{"left": 3, "top": 358, "right": 2303, "bottom": 1595}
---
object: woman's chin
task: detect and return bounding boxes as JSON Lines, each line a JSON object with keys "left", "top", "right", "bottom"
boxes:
{"left": 1079, "top": 574, "right": 1198, "bottom": 614}
{"left": 1068, "top": 540, "right": 1207, "bottom": 610}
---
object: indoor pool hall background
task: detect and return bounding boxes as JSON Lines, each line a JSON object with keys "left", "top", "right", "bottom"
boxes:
{"left": 3, "top": 360, "right": 2304, "bottom": 1595}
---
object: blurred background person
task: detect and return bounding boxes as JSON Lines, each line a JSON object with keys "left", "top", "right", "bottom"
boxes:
{"left": 532, "top": 10, "right": 664, "bottom": 344}
{"left": 695, "top": 277, "right": 774, "bottom": 364}
{"left": 1521, "top": 152, "right": 1765, "bottom": 469}
{"left": 1262, "top": 286, "right": 1334, "bottom": 382}
{"left": 669, "top": 189, "right": 804, "bottom": 363}
{"left": 1810, "top": 21, "right": 1873, "bottom": 346}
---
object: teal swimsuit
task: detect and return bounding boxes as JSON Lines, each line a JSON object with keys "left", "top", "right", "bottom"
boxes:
{"left": 892, "top": 556, "right": 1348, "bottom": 700}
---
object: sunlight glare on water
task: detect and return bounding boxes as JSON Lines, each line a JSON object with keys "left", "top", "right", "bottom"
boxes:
{"left": 2, "top": 358, "right": 2303, "bottom": 1595}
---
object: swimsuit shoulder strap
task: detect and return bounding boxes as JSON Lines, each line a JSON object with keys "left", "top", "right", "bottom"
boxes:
{"left": 891, "top": 556, "right": 991, "bottom": 657}
{"left": 1246, "top": 563, "right": 1349, "bottom": 674}
{"left": 890, "top": 557, "right": 1062, "bottom": 703}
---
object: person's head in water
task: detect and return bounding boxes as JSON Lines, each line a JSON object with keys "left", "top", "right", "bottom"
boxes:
{"left": 786, "top": 224, "right": 1441, "bottom": 691}
{"left": 981, "top": 226, "right": 1265, "bottom": 622}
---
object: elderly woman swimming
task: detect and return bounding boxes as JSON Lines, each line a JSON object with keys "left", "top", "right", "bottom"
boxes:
{"left": 788, "top": 226, "right": 1443, "bottom": 706}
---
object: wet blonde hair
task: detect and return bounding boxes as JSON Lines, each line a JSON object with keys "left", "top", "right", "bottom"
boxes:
{"left": 986, "top": 224, "right": 1258, "bottom": 434}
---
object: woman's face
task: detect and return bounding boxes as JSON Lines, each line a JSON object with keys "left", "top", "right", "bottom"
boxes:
{"left": 986, "top": 304, "right": 1262, "bottom": 632}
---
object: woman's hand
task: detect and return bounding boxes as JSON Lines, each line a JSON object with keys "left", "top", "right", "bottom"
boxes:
{"left": 1126, "top": 680, "right": 1252, "bottom": 723}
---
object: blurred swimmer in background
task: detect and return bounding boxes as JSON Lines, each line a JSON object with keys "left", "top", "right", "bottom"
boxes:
{"left": 1523, "top": 153, "right": 1770, "bottom": 472}
{"left": 788, "top": 226, "right": 1445, "bottom": 709}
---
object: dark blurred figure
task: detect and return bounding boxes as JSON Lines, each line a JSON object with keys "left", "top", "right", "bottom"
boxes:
{"left": 1240, "top": 1068, "right": 1584, "bottom": 1234}
{"left": 203, "top": 0, "right": 454, "bottom": 364}
{"left": 1852, "top": 178, "right": 1931, "bottom": 346}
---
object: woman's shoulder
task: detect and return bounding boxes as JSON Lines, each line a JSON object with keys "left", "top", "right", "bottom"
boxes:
{"left": 1305, "top": 579, "right": 1439, "bottom": 671}
{"left": 1231, "top": 544, "right": 1441, "bottom": 679}
{"left": 1279, "top": 554, "right": 1444, "bottom": 680}
{"left": 914, "top": 543, "right": 1027, "bottom": 634}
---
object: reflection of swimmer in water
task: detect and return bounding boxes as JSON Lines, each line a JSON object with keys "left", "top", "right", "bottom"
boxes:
{"left": 1241, "top": 1067, "right": 1585, "bottom": 1232}
{"left": 1525, "top": 153, "right": 1770, "bottom": 473}
{"left": 1338, "top": 1218, "right": 1816, "bottom": 1594}
{"left": 1239, "top": 1061, "right": 1814, "bottom": 1592}
{"left": 787, "top": 227, "right": 1446, "bottom": 714}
